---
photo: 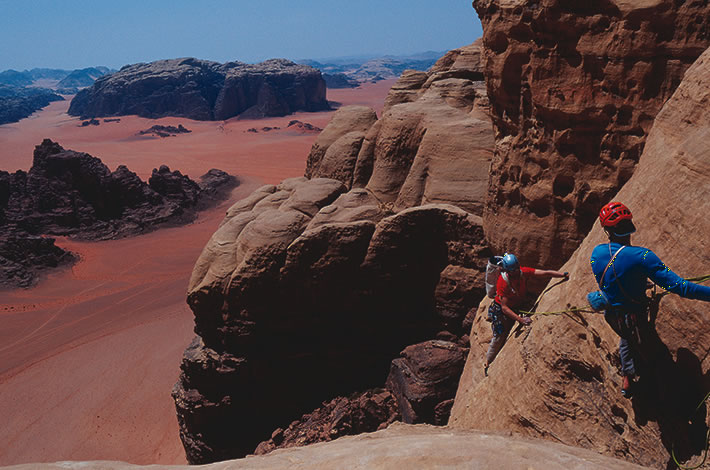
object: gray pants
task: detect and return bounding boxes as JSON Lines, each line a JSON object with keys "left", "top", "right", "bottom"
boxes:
{"left": 486, "top": 301, "right": 515, "bottom": 364}
{"left": 604, "top": 308, "right": 644, "bottom": 377}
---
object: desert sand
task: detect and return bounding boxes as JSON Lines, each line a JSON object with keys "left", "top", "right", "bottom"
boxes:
{"left": 0, "top": 79, "right": 395, "bottom": 466}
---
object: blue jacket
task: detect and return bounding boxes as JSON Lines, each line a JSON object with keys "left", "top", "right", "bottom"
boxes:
{"left": 590, "top": 242, "right": 710, "bottom": 307}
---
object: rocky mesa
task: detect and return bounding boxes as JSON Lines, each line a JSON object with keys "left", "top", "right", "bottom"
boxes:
{"left": 68, "top": 58, "right": 329, "bottom": 121}
{"left": 0, "top": 139, "right": 237, "bottom": 288}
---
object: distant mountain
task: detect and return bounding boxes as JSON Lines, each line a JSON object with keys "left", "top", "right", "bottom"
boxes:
{"left": 0, "top": 66, "right": 115, "bottom": 90}
{"left": 69, "top": 57, "right": 329, "bottom": 121}
{"left": 299, "top": 50, "right": 446, "bottom": 86}
{"left": 0, "top": 70, "right": 34, "bottom": 87}
{"left": 56, "top": 67, "right": 114, "bottom": 91}
{"left": 0, "top": 85, "right": 64, "bottom": 125}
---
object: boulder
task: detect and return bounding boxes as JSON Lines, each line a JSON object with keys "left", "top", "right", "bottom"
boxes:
{"left": 386, "top": 340, "right": 468, "bottom": 425}
{"left": 68, "top": 58, "right": 328, "bottom": 120}
{"left": 474, "top": 0, "right": 710, "bottom": 268}
{"left": 450, "top": 45, "right": 710, "bottom": 469}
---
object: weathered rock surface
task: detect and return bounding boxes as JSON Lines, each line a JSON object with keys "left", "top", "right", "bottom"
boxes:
{"left": 450, "top": 45, "right": 710, "bottom": 469}
{"left": 253, "top": 389, "right": 400, "bottom": 455}
{"left": 0, "top": 139, "right": 237, "bottom": 287}
{"left": 1, "top": 423, "right": 651, "bottom": 470}
{"left": 0, "top": 85, "right": 64, "bottom": 125}
{"left": 173, "top": 170, "right": 489, "bottom": 462}
{"left": 386, "top": 340, "right": 468, "bottom": 425}
{"left": 304, "top": 105, "right": 378, "bottom": 185}
{"left": 307, "top": 41, "right": 494, "bottom": 215}
{"left": 475, "top": 0, "right": 710, "bottom": 268}
{"left": 0, "top": 228, "right": 76, "bottom": 289}
{"left": 68, "top": 58, "right": 328, "bottom": 120}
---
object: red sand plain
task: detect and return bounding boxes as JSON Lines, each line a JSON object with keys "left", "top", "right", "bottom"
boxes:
{"left": 0, "top": 79, "right": 395, "bottom": 466}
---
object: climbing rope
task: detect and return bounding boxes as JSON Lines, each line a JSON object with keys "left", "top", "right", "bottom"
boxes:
{"left": 518, "top": 274, "right": 710, "bottom": 317}
{"left": 673, "top": 390, "right": 710, "bottom": 470}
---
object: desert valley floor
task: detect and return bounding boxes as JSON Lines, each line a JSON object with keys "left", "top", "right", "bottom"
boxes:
{"left": 0, "top": 80, "right": 394, "bottom": 466}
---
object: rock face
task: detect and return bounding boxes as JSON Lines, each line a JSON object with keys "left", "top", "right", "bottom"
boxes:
{"left": 68, "top": 58, "right": 329, "bottom": 121}
{"left": 0, "top": 85, "right": 64, "bottom": 125}
{"left": 173, "top": 172, "right": 489, "bottom": 462}
{"left": 450, "top": 46, "right": 710, "bottom": 469}
{"left": 173, "top": 42, "right": 496, "bottom": 463}
{"left": 253, "top": 389, "right": 400, "bottom": 455}
{"left": 0, "top": 139, "right": 237, "bottom": 288}
{"left": 475, "top": 0, "right": 710, "bottom": 268}
{"left": 1, "top": 423, "right": 652, "bottom": 470}
{"left": 306, "top": 41, "right": 493, "bottom": 215}
{"left": 304, "top": 106, "right": 378, "bottom": 185}
{"left": 386, "top": 340, "right": 468, "bottom": 425}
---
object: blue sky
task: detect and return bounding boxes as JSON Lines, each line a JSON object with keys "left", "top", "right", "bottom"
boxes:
{"left": 0, "top": 1, "right": 483, "bottom": 71}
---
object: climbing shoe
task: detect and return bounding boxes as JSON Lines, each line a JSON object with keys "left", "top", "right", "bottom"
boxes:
{"left": 621, "top": 375, "right": 633, "bottom": 398}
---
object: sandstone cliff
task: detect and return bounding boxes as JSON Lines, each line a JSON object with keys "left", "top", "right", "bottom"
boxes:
{"left": 450, "top": 45, "right": 710, "bottom": 469}
{"left": 306, "top": 41, "right": 493, "bottom": 215}
{"left": 68, "top": 58, "right": 328, "bottom": 121}
{"left": 173, "top": 42, "right": 496, "bottom": 463}
{"left": 475, "top": 0, "right": 710, "bottom": 268}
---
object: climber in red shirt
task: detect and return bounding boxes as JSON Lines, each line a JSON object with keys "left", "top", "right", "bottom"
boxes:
{"left": 485, "top": 253, "right": 568, "bottom": 375}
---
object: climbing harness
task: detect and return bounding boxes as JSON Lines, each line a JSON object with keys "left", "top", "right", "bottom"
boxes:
{"left": 673, "top": 390, "right": 710, "bottom": 470}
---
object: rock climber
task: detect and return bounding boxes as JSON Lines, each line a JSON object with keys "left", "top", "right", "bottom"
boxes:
{"left": 590, "top": 202, "right": 710, "bottom": 397}
{"left": 484, "top": 253, "right": 568, "bottom": 374}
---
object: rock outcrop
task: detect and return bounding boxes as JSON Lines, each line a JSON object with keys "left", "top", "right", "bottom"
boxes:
{"left": 307, "top": 41, "right": 493, "bottom": 215}
{"left": 68, "top": 58, "right": 329, "bottom": 121}
{"left": 0, "top": 139, "right": 237, "bottom": 288}
{"left": 304, "top": 106, "right": 378, "bottom": 185}
{"left": 253, "top": 389, "right": 400, "bottom": 455}
{"left": 450, "top": 45, "right": 710, "bottom": 469}
{"left": 0, "top": 423, "right": 651, "bottom": 470}
{"left": 0, "top": 85, "right": 64, "bottom": 125}
{"left": 173, "top": 41, "right": 496, "bottom": 463}
{"left": 173, "top": 173, "right": 489, "bottom": 462}
{"left": 475, "top": 0, "right": 710, "bottom": 268}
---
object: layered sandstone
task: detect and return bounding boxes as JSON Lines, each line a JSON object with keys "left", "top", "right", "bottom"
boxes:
{"left": 475, "top": 0, "right": 710, "bottom": 268}
{"left": 68, "top": 58, "right": 328, "bottom": 120}
{"left": 173, "top": 175, "right": 488, "bottom": 463}
{"left": 307, "top": 41, "right": 494, "bottom": 215}
{"left": 450, "top": 45, "right": 710, "bottom": 469}
{"left": 173, "top": 42, "right": 497, "bottom": 463}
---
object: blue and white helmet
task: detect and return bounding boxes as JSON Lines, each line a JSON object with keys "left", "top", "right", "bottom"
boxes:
{"left": 500, "top": 253, "right": 520, "bottom": 272}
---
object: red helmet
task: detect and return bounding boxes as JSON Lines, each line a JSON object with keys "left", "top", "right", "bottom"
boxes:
{"left": 599, "top": 202, "right": 633, "bottom": 228}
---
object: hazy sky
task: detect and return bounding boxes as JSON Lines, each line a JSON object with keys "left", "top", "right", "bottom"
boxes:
{"left": 0, "top": 1, "right": 483, "bottom": 71}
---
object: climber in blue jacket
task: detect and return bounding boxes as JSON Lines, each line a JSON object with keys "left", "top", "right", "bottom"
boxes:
{"left": 590, "top": 202, "right": 710, "bottom": 398}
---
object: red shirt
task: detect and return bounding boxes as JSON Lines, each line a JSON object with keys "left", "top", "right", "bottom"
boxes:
{"left": 495, "top": 267, "right": 535, "bottom": 308}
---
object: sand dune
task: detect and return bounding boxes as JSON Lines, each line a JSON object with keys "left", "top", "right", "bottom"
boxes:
{"left": 0, "top": 80, "right": 394, "bottom": 466}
